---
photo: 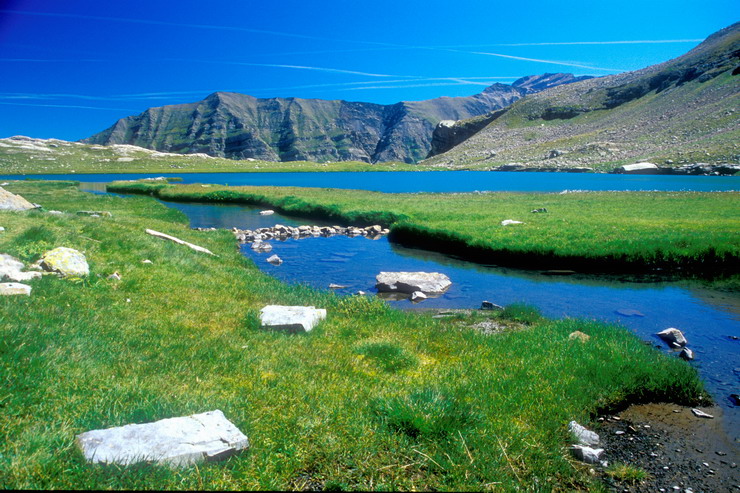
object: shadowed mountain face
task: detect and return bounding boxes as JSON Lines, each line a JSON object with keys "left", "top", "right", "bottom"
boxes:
{"left": 82, "top": 74, "right": 589, "bottom": 164}
{"left": 425, "top": 23, "right": 740, "bottom": 169}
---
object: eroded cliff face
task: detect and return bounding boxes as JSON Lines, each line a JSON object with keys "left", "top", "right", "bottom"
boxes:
{"left": 83, "top": 74, "right": 584, "bottom": 163}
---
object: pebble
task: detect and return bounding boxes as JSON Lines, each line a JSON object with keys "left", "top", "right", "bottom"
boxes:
{"left": 716, "top": 451, "right": 726, "bottom": 456}
{"left": 615, "top": 430, "right": 625, "bottom": 435}
{"left": 664, "top": 466, "right": 671, "bottom": 470}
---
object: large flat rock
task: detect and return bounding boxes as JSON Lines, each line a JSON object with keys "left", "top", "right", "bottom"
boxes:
{"left": 259, "top": 305, "right": 326, "bottom": 333}
{"left": 0, "top": 186, "right": 37, "bottom": 211}
{"left": 76, "top": 410, "right": 249, "bottom": 467}
{"left": 375, "top": 271, "right": 452, "bottom": 295}
{"left": 40, "top": 247, "right": 89, "bottom": 277}
{"left": 0, "top": 282, "right": 32, "bottom": 296}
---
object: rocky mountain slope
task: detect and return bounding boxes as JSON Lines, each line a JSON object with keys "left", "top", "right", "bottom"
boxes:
{"left": 424, "top": 23, "right": 740, "bottom": 171}
{"left": 83, "top": 74, "right": 589, "bottom": 164}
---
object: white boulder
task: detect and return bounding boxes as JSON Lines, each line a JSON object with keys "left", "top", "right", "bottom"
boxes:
{"left": 266, "top": 254, "right": 282, "bottom": 265}
{"left": 259, "top": 305, "right": 327, "bottom": 333}
{"left": 501, "top": 219, "right": 524, "bottom": 226}
{"left": 568, "top": 420, "right": 600, "bottom": 447}
{"left": 259, "top": 210, "right": 274, "bottom": 215}
{"left": 0, "top": 186, "right": 37, "bottom": 211}
{"left": 40, "top": 247, "right": 89, "bottom": 277}
{"left": 75, "top": 410, "right": 249, "bottom": 467}
{"left": 615, "top": 162, "right": 659, "bottom": 174}
{"left": 657, "top": 328, "right": 687, "bottom": 348}
{"left": 375, "top": 271, "right": 452, "bottom": 295}
{"left": 0, "top": 254, "right": 42, "bottom": 282}
{"left": 0, "top": 282, "right": 32, "bottom": 296}
{"left": 570, "top": 445, "right": 605, "bottom": 464}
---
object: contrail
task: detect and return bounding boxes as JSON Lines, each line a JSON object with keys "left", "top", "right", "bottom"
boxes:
{"left": 469, "top": 51, "right": 624, "bottom": 72}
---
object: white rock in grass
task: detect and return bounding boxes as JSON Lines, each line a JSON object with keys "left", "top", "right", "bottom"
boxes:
{"left": 657, "top": 328, "right": 687, "bottom": 348}
{"left": 570, "top": 445, "right": 605, "bottom": 464}
{"left": 0, "top": 254, "right": 41, "bottom": 282}
{"left": 40, "top": 247, "right": 89, "bottom": 277}
{"left": 501, "top": 219, "right": 524, "bottom": 226}
{"left": 0, "top": 282, "right": 32, "bottom": 296}
{"left": 0, "top": 227, "right": 5, "bottom": 232}
{"left": 568, "top": 421, "right": 600, "bottom": 446}
{"left": 259, "top": 305, "right": 326, "bottom": 333}
{"left": 76, "top": 410, "right": 249, "bottom": 467}
{"left": 0, "top": 186, "right": 37, "bottom": 211}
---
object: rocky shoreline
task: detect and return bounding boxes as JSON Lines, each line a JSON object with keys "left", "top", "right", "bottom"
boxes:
{"left": 223, "top": 223, "right": 390, "bottom": 243}
{"left": 479, "top": 162, "right": 740, "bottom": 176}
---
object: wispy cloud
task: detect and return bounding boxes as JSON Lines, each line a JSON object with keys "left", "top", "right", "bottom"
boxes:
{"left": 0, "top": 101, "right": 136, "bottom": 111}
{"left": 476, "top": 39, "right": 703, "bottom": 47}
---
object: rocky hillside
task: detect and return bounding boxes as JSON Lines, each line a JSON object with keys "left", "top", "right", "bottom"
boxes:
{"left": 83, "top": 74, "right": 588, "bottom": 164}
{"left": 425, "top": 23, "right": 740, "bottom": 171}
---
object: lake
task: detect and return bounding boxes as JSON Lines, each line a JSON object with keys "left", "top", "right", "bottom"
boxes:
{"left": 4, "top": 170, "right": 740, "bottom": 192}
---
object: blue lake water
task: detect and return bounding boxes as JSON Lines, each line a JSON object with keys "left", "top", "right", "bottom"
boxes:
{"left": 159, "top": 199, "right": 740, "bottom": 439}
{"left": 4, "top": 170, "right": 740, "bottom": 192}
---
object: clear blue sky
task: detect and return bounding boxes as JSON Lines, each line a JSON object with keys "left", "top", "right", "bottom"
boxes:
{"left": 0, "top": 0, "right": 736, "bottom": 141}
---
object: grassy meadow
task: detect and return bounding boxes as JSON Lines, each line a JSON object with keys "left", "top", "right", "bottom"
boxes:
{"left": 108, "top": 181, "right": 740, "bottom": 277}
{"left": 0, "top": 181, "right": 707, "bottom": 490}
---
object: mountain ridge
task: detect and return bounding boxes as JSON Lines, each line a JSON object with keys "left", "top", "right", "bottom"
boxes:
{"left": 82, "top": 74, "right": 590, "bottom": 163}
{"left": 425, "top": 22, "right": 740, "bottom": 169}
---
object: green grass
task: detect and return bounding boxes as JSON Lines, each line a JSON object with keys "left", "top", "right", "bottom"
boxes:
{"left": 107, "top": 181, "right": 740, "bottom": 277}
{"left": 0, "top": 181, "right": 707, "bottom": 490}
{"left": 605, "top": 462, "right": 650, "bottom": 484}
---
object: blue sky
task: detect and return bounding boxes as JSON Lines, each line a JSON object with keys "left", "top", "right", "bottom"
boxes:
{"left": 0, "top": 0, "right": 736, "bottom": 140}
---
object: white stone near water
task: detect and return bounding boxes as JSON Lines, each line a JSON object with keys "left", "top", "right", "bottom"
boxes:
{"left": 568, "top": 420, "right": 600, "bottom": 447}
{"left": 0, "top": 254, "right": 42, "bottom": 282}
{"left": 657, "top": 328, "right": 688, "bottom": 348}
{"left": 145, "top": 229, "right": 215, "bottom": 256}
{"left": 375, "top": 271, "right": 452, "bottom": 295}
{"left": 615, "top": 162, "right": 659, "bottom": 174}
{"left": 40, "top": 247, "right": 89, "bottom": 277}
{"left": 259, "top": 305, "right": 326, "bottom": 333}
{"left": 75, "top": 410, "right": 249, "bottom": 467}
{"left": 501, "top": 219, "right": 524, "bottom": 226}
{"left": 570, "top": 444, "right": 605, "bottom": 464}
{"left": 259, "top": 210, "right": 274, "bottom": 215}
{"left": 0, "top": 282, "right": 32, "bottom": 296}
{"left": 411, "top": 291, "right": 427, "bottom": 302}
{"left": 266, "top": 254, "right": 282, "bottom": 265}
{"left": 0, "top": 186, "right": 37, "bottom": 211}
{"left": 691, "top": 408, "right": 714, "bottom": 419}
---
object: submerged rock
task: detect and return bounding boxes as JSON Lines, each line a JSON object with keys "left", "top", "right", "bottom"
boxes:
{"left": 266, "top": 254, "right": 282, "bottom": 265}
{"left": 75, "top": 410, "right": 249, "bottom": 467}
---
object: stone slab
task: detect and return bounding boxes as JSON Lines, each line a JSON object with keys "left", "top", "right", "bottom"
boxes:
{"left": 0, "top": 254, "right": 42, "bottom": 282}
{"left": 0, "top": 282, "right": 31, "bottom": 296}
{"left": 76, "top": 410, "right": 249, "bottom": 467}
{"left": 375, "top": 271, "right": 452, "bottom": 295}
{"left": 259, "top": 305, "right": 326, "bottom": 333}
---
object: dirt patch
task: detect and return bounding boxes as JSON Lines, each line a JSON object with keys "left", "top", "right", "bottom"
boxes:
{"left": 595, "top": 403, "right": 739, "bottom": 492}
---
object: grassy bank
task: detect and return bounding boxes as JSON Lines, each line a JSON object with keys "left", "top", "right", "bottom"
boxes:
{"left": 0, "top": 181, "right": 706, "bottom": 490}
{"left": 108, "top": 181, "right": 740, "bottom": 277}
